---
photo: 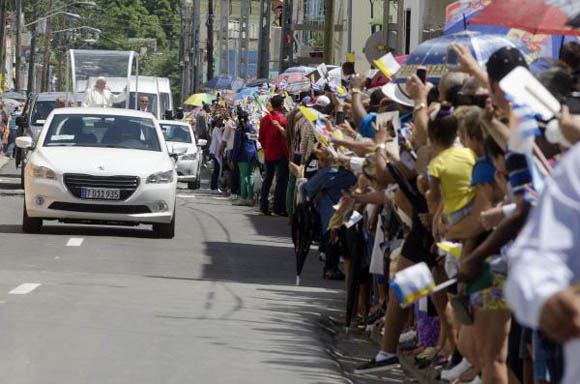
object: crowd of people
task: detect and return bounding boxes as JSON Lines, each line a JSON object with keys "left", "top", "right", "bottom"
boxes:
{"left": 191, "top": 42, "right": 580, "bottom": 384}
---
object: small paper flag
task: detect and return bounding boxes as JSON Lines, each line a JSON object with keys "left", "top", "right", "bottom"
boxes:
{"left": 374, "top": 52, "right": 401, "bottom": 79}
{"left": 298, "top": 106, "right": 319, "bottom": 122}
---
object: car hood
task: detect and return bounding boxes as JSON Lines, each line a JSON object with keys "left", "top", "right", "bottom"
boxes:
{"left": 166, "top": 141, "right": 197, "bottom": 154}
{"left": 33, "top": 147, "right": 173, "bottom": 177}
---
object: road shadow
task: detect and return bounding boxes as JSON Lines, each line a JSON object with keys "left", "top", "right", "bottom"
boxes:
{"left": 0, "top": 223, "right": 158, "bottom": 238}
{"left": 201, "top": 241, "right": 340, "bottom": 289}
{"left": 244, "top": 213, "right": 292, "bottom": 239}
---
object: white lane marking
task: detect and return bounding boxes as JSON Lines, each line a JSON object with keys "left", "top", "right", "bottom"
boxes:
{"left": 66, "top": 238, "right": 84, "bottom": 247}
{"left": 9, "top": 283, "right": 41, "bottom": 295}
{"left": 177, "top": 194, "right": 196, "bottom": 199}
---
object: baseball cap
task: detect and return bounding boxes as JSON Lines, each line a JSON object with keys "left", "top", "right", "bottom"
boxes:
{"left": 308, "top": 95, "right": 331, "bottom": 108}
{"left": 486, "top": 46, "right": 528, "bottom": 83}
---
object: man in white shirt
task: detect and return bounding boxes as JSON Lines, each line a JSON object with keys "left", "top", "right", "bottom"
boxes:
{"left": 505, "top": 143, "right": 580, "bottom": 384}
{"left": 82, "top": 77, "right": 127, "bottom": 108}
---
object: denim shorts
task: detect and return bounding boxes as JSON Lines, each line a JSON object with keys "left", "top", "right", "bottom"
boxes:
{"left": 446, "top": 199, "right": 474, "bottom": 226}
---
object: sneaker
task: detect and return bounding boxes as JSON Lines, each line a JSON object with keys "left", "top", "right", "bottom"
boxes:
{"left": 232, "top": 199, "right": 245, "bottom": 206}
{"left": 242, "top": 199, "right": 255, "bottom": 206}
{"left": 399, "top": 329, "right": 417, "bottom": 344}
{"left": 441, "top": 358, "right": 472, "bottom": 381}
{"left": 354, "top": 355, "right": 399, "bottom": 374}
{"left": 259, "top": 210, "right": 271, "bottom": 216}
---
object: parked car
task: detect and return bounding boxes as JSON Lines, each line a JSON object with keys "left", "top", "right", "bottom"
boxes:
{"left": 17, "top": 108, "right": 178, "bottom": 238}
{"left": 159, "top": 120, "right": 206, "bottom": 190}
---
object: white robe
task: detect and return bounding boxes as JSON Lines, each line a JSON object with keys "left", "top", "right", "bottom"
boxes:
{"left": 82, "top": 87, "right": 127, "bottom": 108}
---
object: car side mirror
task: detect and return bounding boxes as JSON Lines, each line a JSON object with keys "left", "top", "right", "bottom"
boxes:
{"left": 197, "top": 139, "right": 208, "bottom": 147}
{"left": 15, "top": 136, "right": 34, "bottom": 149}
{"left": 16, "top": 115, "right": 28, "bottom": 128}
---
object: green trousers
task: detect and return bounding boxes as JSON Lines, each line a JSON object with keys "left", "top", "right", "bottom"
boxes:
{"left": 238, "top": 162, "right": 255, "bottom": 200}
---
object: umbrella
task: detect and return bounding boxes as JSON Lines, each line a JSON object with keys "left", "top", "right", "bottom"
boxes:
{"left": 273, "top": 72, "right": 308, "bottom": 88}
{"left": 394, "top": 31, "right": 527, "bottom": 84}
{"left": 292, "top": 201, "right": 320, "bottom": 285}
{"left": 184, "top": 93, "right": 215, "bottom": 107}
{"left": 1, "top": 98, "right": 23, "bottom": 114}
{"left": 245, "top": 78, "right": 270, "bottom": 88}
{"left": 444, "top": 0, "right": 580, "bottom": 61}
{"left": 234, "top": 87, "right": 259, "bottom": 101}
{"left": 205, "top": 74, "right": 245, "bottom": 91}
{"left": 282, "top": 66, "right": 316, "bottom": 75}
{"left": 469, "top": 0, "right": 580, "bottom": 36}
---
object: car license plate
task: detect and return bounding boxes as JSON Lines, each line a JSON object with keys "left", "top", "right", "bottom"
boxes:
{"left": 80, "top": 187, "right": 121, "bottom": 200}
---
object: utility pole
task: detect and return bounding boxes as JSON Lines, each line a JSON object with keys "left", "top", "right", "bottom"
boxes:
{"left": 179, "top": 0, "right": 187, "bottom": 103}
{"left": 41, "top": 0, "right": 54, "bottom": 92}
{"left": 323, "top": 0, "right": 334, "bottom": 65}
{"left": 218, "top": 0, "right": 229, "bottom": 75}
{"left": 257, "top": 0, "right": 271, "bottom": 79}
{"left": 206, "top": 0, "right": 215, "bottom": 81}
{"left": 15, "top": 0, "right": 22, "bottom": 91}
{"left": 279, "top": 0, "right": 293, "bottom": 72}
{"left": 0, "top": 0, "right": 7, "bottom": 88}
{"left": 347, "top": 0, "right": 352, "bottom": 53}
{"left": 27, "top": 7, "right": 38, "bottom": 95}
{"left": 238, "top": 0, "right": 250, "bottom": 80}
{"left": 191, "top": 0, "right": 201, "bottom": 92}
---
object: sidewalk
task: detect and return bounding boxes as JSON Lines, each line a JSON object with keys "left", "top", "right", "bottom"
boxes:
{"left": 317, "top": 314, "right": 444, "bottom": 384}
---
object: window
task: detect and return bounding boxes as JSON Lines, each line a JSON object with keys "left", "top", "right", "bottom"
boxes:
{"left": 43, "top": 114, "right": 161, "bottom": 151}
{"left": 160, "top": 124, "right": 193, "bottom": 144}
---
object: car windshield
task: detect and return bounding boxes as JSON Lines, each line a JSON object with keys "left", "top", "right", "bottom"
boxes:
{"left": 160, "top": 123, "right": 192, "bottom": 144}
{"left": 31, "top": 100, "right": 57, "bottom": 125}
{"left": 43, "top": 114, "right": 161, "bottom": 151}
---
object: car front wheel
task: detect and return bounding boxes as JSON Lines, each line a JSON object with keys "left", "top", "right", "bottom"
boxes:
{"left": 22, "top": 200, "right": 42, "bottom": 233}
{"left": 153, "top": 210, "right": 175, "bottom": 239}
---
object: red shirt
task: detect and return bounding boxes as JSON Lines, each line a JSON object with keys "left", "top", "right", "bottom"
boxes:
{"left": 259, "top": 111, "right": 288, "bottom": 161}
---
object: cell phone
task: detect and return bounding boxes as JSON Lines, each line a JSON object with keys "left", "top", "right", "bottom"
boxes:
{"left": 416, "top": 67, "right": 427, "bottom": 84}
{"left": 446, "top": 46, "right": 460, "bottom": 69}
{"left": 292, "top": 152, "right": 303, "bottom": 165}
{"left": 335, "top": 111, "right": 345, "bottom": 125}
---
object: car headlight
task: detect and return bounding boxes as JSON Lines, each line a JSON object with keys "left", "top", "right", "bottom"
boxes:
{"left": 181, "top": 153, "right": 197, "bottom": 161}
{"left": 31, "top": 165, "right": 56, "bottom": 180}
{"left": 146, "top": 170, "right": 175, "bottom": 184}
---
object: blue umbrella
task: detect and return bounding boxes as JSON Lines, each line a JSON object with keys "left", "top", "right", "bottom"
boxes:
{"left": 205, "top": 74, "right": 245, "bottom": 91}
{"left": 234, "top": 87, "right": 259, "bottom": 101}
{"left": 394, "top": 31, "right": 526, "bottom": 84}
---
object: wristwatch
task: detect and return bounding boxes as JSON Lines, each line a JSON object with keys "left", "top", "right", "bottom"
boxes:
{"left": 413, "top": 102, "right": 426, "bottom": 113}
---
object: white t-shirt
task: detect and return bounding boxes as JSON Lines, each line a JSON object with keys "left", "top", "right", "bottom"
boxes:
{"left": 209, "top": 126, "right": 224, "bottom": 156}
{"left": 222, "top": 120, "right": 236, "bottom": 151}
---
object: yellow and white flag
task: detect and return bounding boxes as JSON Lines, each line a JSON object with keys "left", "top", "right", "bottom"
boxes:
{"left": 374, "top": 52, "right": 401, "bottom": 79}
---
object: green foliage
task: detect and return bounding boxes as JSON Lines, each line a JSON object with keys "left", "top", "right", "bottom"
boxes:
{"left": 89, "top": 0, "right": 182, "bottom": 98}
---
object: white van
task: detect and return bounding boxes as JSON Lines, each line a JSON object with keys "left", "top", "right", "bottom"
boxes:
{"left": 157, "top": 77, "right": 173, "bottom": 117}
{"left": 127, "top": 76, "right": 160, "bottom": 118}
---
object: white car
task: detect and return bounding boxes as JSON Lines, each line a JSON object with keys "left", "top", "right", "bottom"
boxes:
{"left": 16, "top": 108, "right": 178, "bottom": 238}
{"left": 159, "top": 120, "right": 206, "bottom": 190}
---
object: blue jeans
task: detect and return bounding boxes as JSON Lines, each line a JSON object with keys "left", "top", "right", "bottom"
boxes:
{"left": 5, "top": 129, "right": 17, "bottom": 156}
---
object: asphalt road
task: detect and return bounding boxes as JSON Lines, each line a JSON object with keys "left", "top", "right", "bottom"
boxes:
{"left": 0, "top": 160, "right": 353, "bottom": 384}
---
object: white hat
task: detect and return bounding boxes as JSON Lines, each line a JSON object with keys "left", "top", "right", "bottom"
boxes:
{"left": 381, "top": 82, "right": 415, "bottom": 108}
{"left": 312, "top": 95, "right": 331, "bottom": 107}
